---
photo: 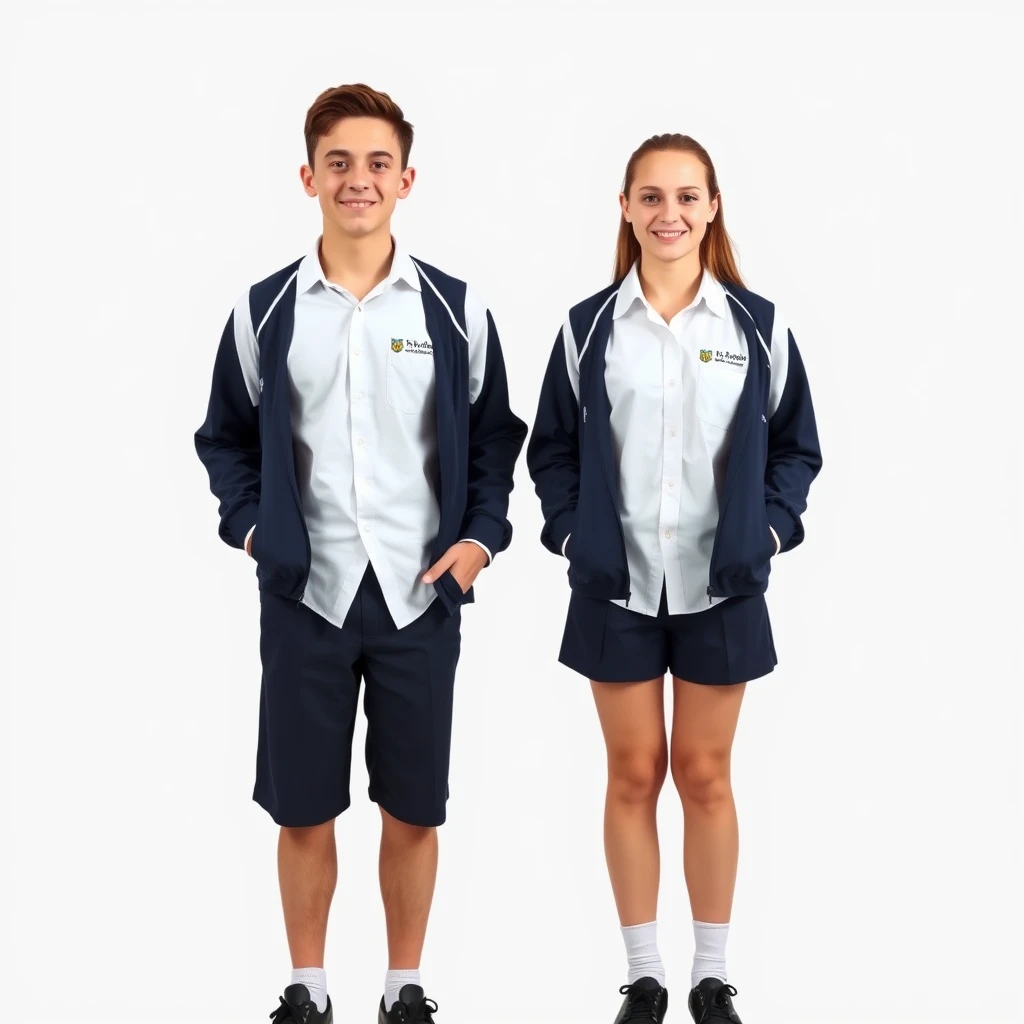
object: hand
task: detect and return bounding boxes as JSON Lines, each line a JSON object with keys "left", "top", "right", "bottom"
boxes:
{"left": 422, "top": 541, "right": 489, "bottom": 594}
{"left": 245, "top": 528, "right": 254, "bottom": 558}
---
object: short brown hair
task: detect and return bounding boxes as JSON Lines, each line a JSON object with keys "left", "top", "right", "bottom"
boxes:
{"left": 304, "top": 83, "right": 414, "bottom": 169}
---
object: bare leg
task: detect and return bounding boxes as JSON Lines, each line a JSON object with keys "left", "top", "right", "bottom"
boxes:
{"left": 591, "top": 678, "right": 668, "bottom": 925}
{"left": 379, "top": 808, "right": 439, "bottom": 969}
{"left": 278, "top": 821, "right": 338, "bottom": 967}
{"left": 670, "top": 678, "right": 746, "bottom": 922}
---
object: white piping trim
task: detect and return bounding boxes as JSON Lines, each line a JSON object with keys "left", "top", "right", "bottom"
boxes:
{"left": 256, "top": 269, "right": 300, "bottom": 340}
{"left": 411, "top": 258, "right": 469, "bottom": 343}
{"left": 562, "top": 318, "right": 579, "bottom": 404}
{"left": 723, "top": 289, "right": 771, "bottom": 366}
{"left": 579, "top": 289, "right": 619, "bottom": 363}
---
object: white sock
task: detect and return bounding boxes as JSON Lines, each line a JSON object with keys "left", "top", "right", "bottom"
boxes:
{"left": 621, "top": 921, "right": 666, "bottom": 986}
{"left": 386, "top": 969, "right": 422, "bottom": 1011}
{"left": 692, "top": 920, "right": 729, "bottom": 987}
{"left": 291, "top": 967, "right": 328, "bottom": 1013}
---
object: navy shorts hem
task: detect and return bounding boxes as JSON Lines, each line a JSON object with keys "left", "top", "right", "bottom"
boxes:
{"left": 370, "top": 789, "right": 447, "bottom": 828}
{"left": 558, "top": 650, "right": 666, "bottom": 684}
{"left": 253, "top": 793, "right": 352, "bottom": 829}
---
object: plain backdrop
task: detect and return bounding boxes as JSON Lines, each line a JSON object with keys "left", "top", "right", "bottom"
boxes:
{"left": 2, "top": 2, "right": 1022, "bottom": 1022}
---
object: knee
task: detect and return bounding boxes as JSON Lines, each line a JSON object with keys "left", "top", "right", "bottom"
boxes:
{"left": 607, "top": 749, "right": 668, "bottom": 806}
{"left": 280, "top": 819, "right": 335, "bottom": 847}
{"left": 380, "top": 807, "right": 436, "bottom": 844}
{"left": 671, "top": 752, "right": 731, "bottom": 810}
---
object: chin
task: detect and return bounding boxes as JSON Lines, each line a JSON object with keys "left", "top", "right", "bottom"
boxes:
{"left": 332, "top": 218, "right": 383, "bottom": 238}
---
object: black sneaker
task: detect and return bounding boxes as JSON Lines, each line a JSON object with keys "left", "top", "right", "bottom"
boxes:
{"left": 377, "top": 983, "right": 439, "bottom": 1023}
{"left": 687, "top": 977, "right": 742, "bottom": 1022}
{"left": 614, "top": 977, "right": 668, "bottom": 1022}
{"left": 269, "top": 983, "right": 333, "bottom": 1022}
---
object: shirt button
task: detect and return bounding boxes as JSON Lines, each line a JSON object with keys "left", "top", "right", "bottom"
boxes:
{"left": 667, "top": 481, "right": 674, "bottom": 488}
{"left": 358, "top": 438, "right": 365, "bottom": 446}
{"left": 668, "top": 379, "right": 675, "bottom": 386}
{"left": 364, "top": 522, "right": 373, "bottom": 532}
{"left": 665, "top": 529, "right": 672, "bottom": 539}
{"left": 670, "top": 429, "right": 677, "bottom": 437}
{"left": 354, "top": 392, "right": 363, "bottom": 401}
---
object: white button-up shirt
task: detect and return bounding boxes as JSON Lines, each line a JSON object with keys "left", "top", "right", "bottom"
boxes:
{"left": 262, "top": 237, "right": 489, "bottom": 630}
{"left": 604, "top": 263, "right": 759, "bottom": 616}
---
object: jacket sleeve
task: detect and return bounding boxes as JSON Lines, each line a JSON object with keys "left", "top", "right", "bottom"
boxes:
{"left": 194, "top": 293, "right": 262, "bottom": 550}
{"left": 525, "top": 320, "right": 580, "bottom": 556}
{"left": 459, "top": 289, "right": 528, "bottom": 559}
{"left": 765, "top": 314, "right": 822, "bottom": 552}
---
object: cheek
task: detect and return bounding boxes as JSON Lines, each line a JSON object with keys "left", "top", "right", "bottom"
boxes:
{"left": 632, "top": 208, "right": 655, "bottom": 233}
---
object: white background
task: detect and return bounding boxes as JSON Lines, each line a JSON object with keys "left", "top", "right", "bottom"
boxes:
{"left": 3, "top": 2, "right": 1022, "bottom": 1021}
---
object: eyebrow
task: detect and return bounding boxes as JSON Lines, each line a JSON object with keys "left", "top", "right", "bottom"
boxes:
{"left": 322, "top": 149, "right": 396, "bottom": 161}
{"left": 637, "top": 184, "right": 704, "bottom": 192}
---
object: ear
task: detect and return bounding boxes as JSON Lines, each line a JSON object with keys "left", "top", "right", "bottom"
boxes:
{"left": 708, "top": 193, "right": 720, "bottom": 222}
{"left": 300, "top": 164, "right": 317, "bottom": 198}
{"left": 618, "top": 191, "right": 630, "bottom": 223}
{"left": 397, "top": 165, "right": 416, "bottom": 200}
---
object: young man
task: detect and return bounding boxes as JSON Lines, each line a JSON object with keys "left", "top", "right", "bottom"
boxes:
{"left": 195, "top": 83, "right": 527, "bottom": 1023}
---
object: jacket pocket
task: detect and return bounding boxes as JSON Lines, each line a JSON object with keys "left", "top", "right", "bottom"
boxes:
{"left": 713, "top": 504, "right": 776, "bottom": 594}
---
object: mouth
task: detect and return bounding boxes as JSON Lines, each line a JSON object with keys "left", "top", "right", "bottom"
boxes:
{"left": 651, "top": 228, "right": 688, "bottom": 242}
{"left": 339, "top": 199, "right": 377, "bottom": 209}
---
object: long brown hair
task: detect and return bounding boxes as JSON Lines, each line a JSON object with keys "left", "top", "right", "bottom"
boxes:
{"left": 614, "top": 134, "right": 744, "bottom": 287}
{"left": 304, "top": 83, "right": 414, "bottom": 169}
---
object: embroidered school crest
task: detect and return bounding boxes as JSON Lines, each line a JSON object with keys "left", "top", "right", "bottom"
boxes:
{"left": 699, "top": 349, "right": 713, "bottom": 363}
{"left": 391, "top": 339, "right": 404, "bottom": 352}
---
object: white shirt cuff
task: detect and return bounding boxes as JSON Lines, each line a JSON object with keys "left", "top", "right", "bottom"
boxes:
{"left": 562, "top": 533, "right": 571, "bottom": 557}
{"left": 244, "top": 524, "right": 255, "bottom": 556}
{"left": 460, "top": 538, "right": 493, "bottom": 564}
{"left": 769, "top": 526, "right": 781, "bottom": 556}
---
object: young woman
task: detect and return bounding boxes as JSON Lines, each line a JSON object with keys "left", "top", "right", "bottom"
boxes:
{"left": 527, "top": 135, "right": 821, "bottom": 1023}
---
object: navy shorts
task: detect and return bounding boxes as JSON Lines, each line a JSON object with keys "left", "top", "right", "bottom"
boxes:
{"left": 254, "top": 566, "right": 461, "bottom": 828}
{"left": 559, "top": 586, "right": 776, "bottom": 685}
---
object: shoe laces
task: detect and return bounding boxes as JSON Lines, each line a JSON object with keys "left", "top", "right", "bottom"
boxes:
{"left": 619, "top": 983, "right": 662, "bottom": 1020}
{"left": 702, "top": 983, "right": 739, "bottom": 1020}
{"left": 269, "top": 996, "right": 310, "bottom": 1022}
{"left": 392, "top": 996, "right": 439, "bottom": 1023}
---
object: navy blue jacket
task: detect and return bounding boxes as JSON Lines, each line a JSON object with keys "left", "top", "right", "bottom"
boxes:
{"left": 526, "top": 279, "right": 822, "bottom": 604}
{"left": 195, "top": 256, "right": 527, "bottom": 614}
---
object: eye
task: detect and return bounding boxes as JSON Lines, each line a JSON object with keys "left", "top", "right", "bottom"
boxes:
{"left": 331, "top": 161, "right": 347, "bottom": 170}
{"left": 372, "top": 162, "right": 389, "bottom": 171}
{"left": 641, "top": 195, "right": 659, "bottom": 203}
{"left": 681, "top": 194, "right": 698, "bottom": 203}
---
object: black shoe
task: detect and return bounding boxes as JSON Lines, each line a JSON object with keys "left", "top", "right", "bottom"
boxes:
{"left": 269, "top": 984, "right": 333, "bottom": 1023}
{"left": 687, "top": 977, "right": 742, "bottom": 1023}
{"left": 614, "top": 977, "right": 668, "bottom": 1022}
{"left": 377, "top": 984, "right": 439, "bottom": 1023}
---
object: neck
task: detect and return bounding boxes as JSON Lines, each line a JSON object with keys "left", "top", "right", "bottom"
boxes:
{"left": 637, "top": 251, "right": 704, "bottom": 322}
{"left": 319, "top": 220, "right": 395, "bottom": 299}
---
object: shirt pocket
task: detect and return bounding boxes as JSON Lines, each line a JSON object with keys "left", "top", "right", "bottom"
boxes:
{"left": 696, "top": 360, "right": 747, "bottom": 431}
{"left": 386, "top": 348, "right": 435, "bottom": 414}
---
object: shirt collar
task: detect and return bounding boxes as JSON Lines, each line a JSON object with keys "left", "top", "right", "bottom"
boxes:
{"left": 613, "top": 261, "right": 728, "bottom": 320}
{"left": 296, "top": 236, "right": 422, "bottom": 295}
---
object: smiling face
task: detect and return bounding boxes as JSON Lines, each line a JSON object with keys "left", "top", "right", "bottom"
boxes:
{"left": 300, "top": 116, "right": 414, "bottom": 241}
{"left": 619, "top": 149, "right": 719, "bottom": 268}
